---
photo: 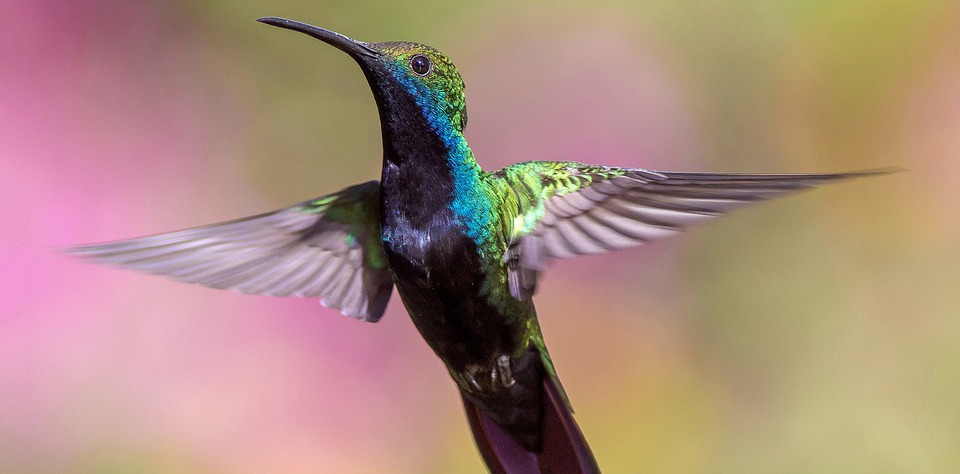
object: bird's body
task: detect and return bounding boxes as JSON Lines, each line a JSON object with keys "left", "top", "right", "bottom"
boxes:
{"left": 69, "top": 17, "right": 889, "bottom": 474}
{"left": 375, "top": 73, "right": 558, "bottom": 449}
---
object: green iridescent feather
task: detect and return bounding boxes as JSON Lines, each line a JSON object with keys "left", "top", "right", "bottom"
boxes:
{"left": 302, "top": 181, "right": 388, "bottom": 270}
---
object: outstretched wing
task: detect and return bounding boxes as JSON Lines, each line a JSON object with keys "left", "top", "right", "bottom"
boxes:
{"left": 69, "top": 181, "right": 393, "bottom": 322}
{"left": 499, "top": 162, "right": 886, "bottom": 300}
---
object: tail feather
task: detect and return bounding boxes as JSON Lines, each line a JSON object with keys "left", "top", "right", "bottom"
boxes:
{"left": 461, "top": 376, "right": 600, "bottom": 474}
{"left": 462, "top": 397, "right": 540, "bottom": 474}
{"left": 537, "top": 376, "right": 599, "bottom": 473}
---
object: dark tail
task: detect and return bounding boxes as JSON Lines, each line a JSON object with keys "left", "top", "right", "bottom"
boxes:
{"left": 460, "top": 376, "right": 601, "bottom": 474}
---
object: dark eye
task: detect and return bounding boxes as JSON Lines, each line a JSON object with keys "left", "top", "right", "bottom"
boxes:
{"left": 410, "top": 55, "right": 432, "bottom": 75}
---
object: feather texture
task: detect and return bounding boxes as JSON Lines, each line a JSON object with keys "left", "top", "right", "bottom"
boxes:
{"left": 69, "top": 181, "right": 393, "bottom": 322}
{"left": 500, "top": 163, "right": 888, "bottom": 300}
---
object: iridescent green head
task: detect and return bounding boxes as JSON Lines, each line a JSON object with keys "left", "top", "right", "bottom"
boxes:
{"left": 258, "top": 17, "right": 468, "bottom": 134}
{"left": 370, "top": 42, "right": 467, "bottom": 132}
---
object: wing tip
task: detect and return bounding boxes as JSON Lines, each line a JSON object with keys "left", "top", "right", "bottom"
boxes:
{"left": 838, "top": 166, "right": 904, "bottom": 179}
{"left": 59, "top": 242, "right": 108, "bottom": 257}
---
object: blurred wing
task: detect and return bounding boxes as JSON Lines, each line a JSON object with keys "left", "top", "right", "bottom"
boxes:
{"left": 69, "top": 181, "right": 393, "bottom": 322}
{"left": 502, "top": 162, "right": 887, "bottom": 300}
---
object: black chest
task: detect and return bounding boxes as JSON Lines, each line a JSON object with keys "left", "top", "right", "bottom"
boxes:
{"left": 371, "top": 81, "right": 520, "bottom": 367}
{"left": 378, "top": 158, "right": 480, "bottom": 289}
{"left": 374, "top": 86, "right": 476, "bottom": 284}
{"left": 379, "top": 161, "right": 518, "bottom": 368}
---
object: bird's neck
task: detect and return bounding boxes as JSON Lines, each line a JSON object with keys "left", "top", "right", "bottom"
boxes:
{"left": 381, "top": 113, "right": 478, "bottom": 175}
{"left": 376, "top": 95, "right": 492, "bottom": 244}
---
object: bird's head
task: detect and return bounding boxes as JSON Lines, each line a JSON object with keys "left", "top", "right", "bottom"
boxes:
{"left": 259, "top": 17, "right": 468, "bottom": 135}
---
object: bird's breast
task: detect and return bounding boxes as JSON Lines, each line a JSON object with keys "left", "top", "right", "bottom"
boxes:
{"left": 379, "top": 203, "right": 523, "bottom": 359}
{"left": 381, "top": 206, "right": 462, "bottom": 267}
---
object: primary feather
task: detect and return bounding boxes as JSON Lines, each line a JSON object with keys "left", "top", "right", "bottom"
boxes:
{"left": 497, "top": 162, "right": 888, "bottom": 300}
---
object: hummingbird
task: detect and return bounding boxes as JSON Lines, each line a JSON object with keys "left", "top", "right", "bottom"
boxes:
{"left": 69, "top": 17, "right": 889, "bottom": 474}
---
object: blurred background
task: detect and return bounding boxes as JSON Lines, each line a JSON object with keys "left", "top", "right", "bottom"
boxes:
{"left": 3, "top": 0, "right": 959, "bottom": 472}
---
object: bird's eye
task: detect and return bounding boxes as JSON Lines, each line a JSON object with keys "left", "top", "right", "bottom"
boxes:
{"left": 410, "top": 55, "right": 432, "bottom": 76}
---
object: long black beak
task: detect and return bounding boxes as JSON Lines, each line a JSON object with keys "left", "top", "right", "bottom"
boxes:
{"left": 257, "top": 17, "right": 379, "bottom": 59}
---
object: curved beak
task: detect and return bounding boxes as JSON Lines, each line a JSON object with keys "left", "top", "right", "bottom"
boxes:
{"left": 257, "top": 17, "right": 379, "bottom": 60}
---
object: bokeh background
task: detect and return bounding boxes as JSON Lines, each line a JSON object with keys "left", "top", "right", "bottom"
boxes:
{"left": 4, "top": 0, "right": 959, "bottom": 472}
